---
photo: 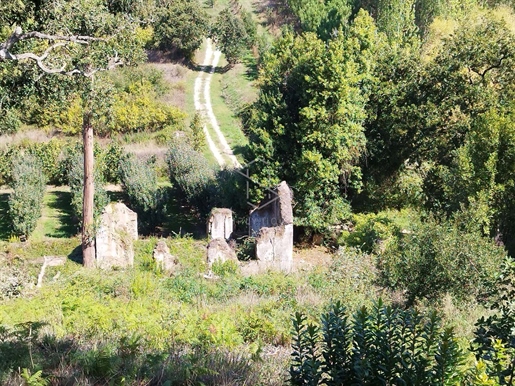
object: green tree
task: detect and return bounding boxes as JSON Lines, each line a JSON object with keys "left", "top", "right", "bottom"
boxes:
{"left": 0, "top": 0, "right": 146, "bottom": 266}
{"left": 288, "top": 0, "right": 352, "bottom": 41}
{"left": 362, "top": 14, "right": 515, "bottom": 225}
{"left": 210, "top": 8, "right": 252, "bottom": 65}
{"left": 245, "top": 10, "right": 378, "bottom": 232}
{"left": 153, "top": 0, "right": 209, "bottom": 60}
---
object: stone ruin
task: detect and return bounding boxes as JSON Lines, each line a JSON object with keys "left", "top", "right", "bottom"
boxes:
{"left": 153, "top": 240, "right": 178, "bottom": 273}
{"left": 248, "top": 181, "right": 293, "bottom": 273}
{"left": 204, "top": 182, "right": 294, "bottom": 276}
{"left": 205, "top": 208, "right": 237, "bottom": 276}
{"left": 96, "top": 202, "right": 138, "bottom": 269}
{"left": 207, "top": 208, "right": 233, "bottom": 240}
{"left": 206, "top": 238, "right": 238, "bottom": 266}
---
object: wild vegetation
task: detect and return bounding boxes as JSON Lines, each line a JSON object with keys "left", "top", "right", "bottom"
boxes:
{"left": 1, "top": 0, "right": 515, "bottom": 384}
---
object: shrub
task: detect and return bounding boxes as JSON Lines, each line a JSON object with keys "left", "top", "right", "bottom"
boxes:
{"left": 0, "top": 146, "right": 16, "bottom": 185}
{"left": 0, "top": 108, "right": 21, "bottom": 135}
{"left": 188, "top": 111, "right": 205, "bottom": 151}
{"left": 67, "top": 152, "right": 109, "bottom": 228}
{"left": 378, "top": 216, "right": 506, "bottom": 305}
{"left": 0, "top": 140, "right": 69, "bottom": 186}
{"left": 472, "top": 257, "right": 515, "bottom": 384}
{"left": 98, "top": 142, "right": 125, "bottom": 184}
{"left": 118, "top": 154, "right": 167, "bottom": 233}
{"left": 24, "top": 139, "right": 66, "bottom": 185}
{"left": 153, "top": 0, "right": 209, "bottom": 59}
{"left": 111, "top": 81, "right": 185, "bottom": 133}
{"left": 339, "top": 209, "right": 415, "bottom": 254}
{"left": 8, "top": 154, "right": 47, "bottom": 239}
{"left": 167, "top": 139, "right": 216, "bottom": 215}
{"left": 290, "top": 300, "right": 465, "bottom": 385}
{"left": 0, "top": 265, "right": 31, "bottom": 300}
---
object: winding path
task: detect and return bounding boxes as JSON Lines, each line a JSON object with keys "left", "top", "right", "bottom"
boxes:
{"left": 193, "top": 39, "right": 241, "bottom": 169}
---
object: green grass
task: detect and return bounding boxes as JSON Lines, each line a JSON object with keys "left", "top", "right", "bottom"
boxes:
{"left": 31, "top": 188, "right": 76, "bottom": 241}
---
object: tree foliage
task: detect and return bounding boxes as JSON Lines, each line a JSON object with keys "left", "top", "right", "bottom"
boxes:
{"left": 378, "top": 215, "right": 506, "bottom": 305}
{"left": 245, "top": 10, "right": 378, "bottom": 231}
{"left": 119, "top": 154, "right": 167, "bottom": 233}
{"left": 153, "top": 0, "right": 209, "bottom": 59}
{"left": 362, "top": 12, "right": 515, "bottom": 248}
{"left": 210, "top": 8, "right": 254, "bottom": 65}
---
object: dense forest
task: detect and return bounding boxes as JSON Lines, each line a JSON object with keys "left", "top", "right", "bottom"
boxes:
{"left": 1, "top": 0, "right": 515, "bottom": 384}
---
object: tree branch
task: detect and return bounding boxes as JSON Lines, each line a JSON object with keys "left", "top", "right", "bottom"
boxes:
{"left": 0, "top": 26, "right": 120, "bottom": 77}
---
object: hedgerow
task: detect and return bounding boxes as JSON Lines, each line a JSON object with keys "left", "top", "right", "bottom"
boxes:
{"left": 8, "top": 154, "right": 47, "bottom": 239}
{"left": 119, "top": 154, "right": 167, "bottom": 233}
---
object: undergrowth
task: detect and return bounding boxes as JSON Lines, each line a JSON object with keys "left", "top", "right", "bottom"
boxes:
{"left": 0, "top": 235, "right": 494, "bottom": 385}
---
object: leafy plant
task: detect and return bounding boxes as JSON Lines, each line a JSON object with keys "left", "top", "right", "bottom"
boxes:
{"left": 290, "top": 300, "right": 466, "bottom": 385}
{"left": 0, "top": 107, "right": 21, "bottom": 134}
{"left": 210, "top": 8, "right": 254, "bottom": 65}
{"left": 472, "top": 257, "right": 515, "bottom": 384}
{"left": 153, "top": 0, "right": 209, "bottom": 59}
{"left": 20, "top": 368, "right": 49, "bottom": 386}
{"left": 167, "top": 139, "right": 216, "bottom": 215}
{"left": 188, "top": 111, "right": 205, "bottom": 152}
{"left": 67, "top": 152, "right": 109, "bottom": 228}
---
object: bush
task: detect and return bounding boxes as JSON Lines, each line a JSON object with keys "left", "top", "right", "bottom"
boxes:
{"left": 188, "top": 111, "right": 205, "bottom": 152}
{"left": 0, "top": 108, "right": 21, "bottom": 135}
{"left": 167, "top": 139, "right": 216, "bottom": 215}
{"left": 339, "top": 209, "right": 414, "bottom": 254}
{"left": 378, "top": 216, "right": 506, "bottom": 305}
{"left": 0, "top": 146, "right": 16, "bottom": 185}
{"left": 119, "top": 154, "right": 167, "bottom": 233}
{"left": 8, "top": 154, "right": 47, "bottom": 239}
{"left": 290, "top": 300, "right": 465, "bottom": 385}
{"left": 0, "top": 265, "right": 31, "bottom": 300}
{"left": 111, "top": 81, "right": 185, "bottom": 133}
{"left": 0, "top": 139, "right": 70, "bottom": 186}
{"left": 472, "top": 257, "right": 515, "bottom": 384}
{"left": 67, "top": 152, "right": 109, "bottom": 228}
{"left": 98, "top": 142, "right": 125, "bottom": 184}
{"left": 153, "top": 0, "right": 209, "bottom": 59}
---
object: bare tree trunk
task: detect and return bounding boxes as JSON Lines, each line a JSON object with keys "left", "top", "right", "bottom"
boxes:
{"left": 82, "top": 111, "right": 95, "bottom": 267}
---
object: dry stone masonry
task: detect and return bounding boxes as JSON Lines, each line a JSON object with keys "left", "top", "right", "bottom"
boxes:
{"left": 96, "top": 203, "right": 138, "bottom": 269}
{"left": 249, "top": 181, "right": 294, "bottom": 273}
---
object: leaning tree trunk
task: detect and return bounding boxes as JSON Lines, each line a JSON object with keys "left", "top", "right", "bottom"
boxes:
{"left": 82, "top": 111, "right": 95, "bottom": 267}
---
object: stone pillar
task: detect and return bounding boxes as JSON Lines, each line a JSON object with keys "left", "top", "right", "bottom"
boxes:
{"left": 250, "top": 181, "right": 294, "bottom": 273}
{"left": 207, "top": 208, "right": 233, "bottom": 240}
{"left": 95, "top": 203, "right": 138, "bottom": 269}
